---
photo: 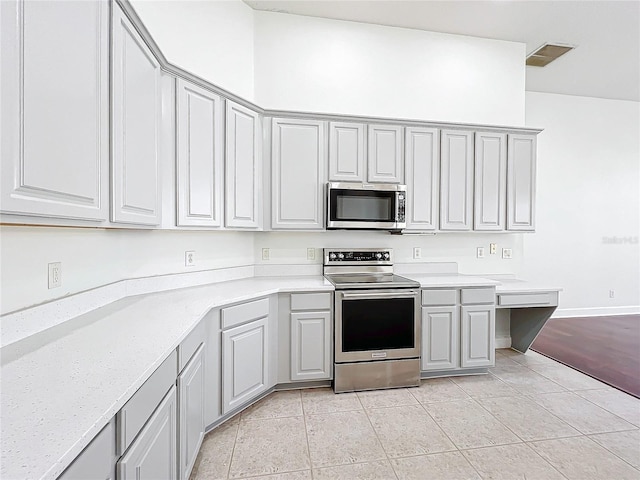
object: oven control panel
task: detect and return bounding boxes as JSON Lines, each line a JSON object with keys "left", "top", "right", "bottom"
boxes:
{"left": 325, "top": 249, "right": 392, "bottom": 264}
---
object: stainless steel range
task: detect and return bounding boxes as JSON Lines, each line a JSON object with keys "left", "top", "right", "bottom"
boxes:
{"left": 324, "top": 248, "right": 421, "bottom": 393}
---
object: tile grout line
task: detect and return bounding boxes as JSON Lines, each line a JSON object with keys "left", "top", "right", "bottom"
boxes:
{"left": 585, "top": 430, "right": 640, "bottom": 471}
{"left": 356, "top": 390, "right": 401, "bottom": 480}
{"left": 298, "top": 390, "right": 315, "bottom": 480}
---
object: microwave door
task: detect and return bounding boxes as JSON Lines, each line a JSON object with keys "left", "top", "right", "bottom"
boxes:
{"left": 328, "top": 189, "right": 400, "bottom": 229}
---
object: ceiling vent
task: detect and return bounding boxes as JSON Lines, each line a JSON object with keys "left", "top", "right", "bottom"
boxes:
{"left": 526, "top": 43, "right": 574, "bottom": 67}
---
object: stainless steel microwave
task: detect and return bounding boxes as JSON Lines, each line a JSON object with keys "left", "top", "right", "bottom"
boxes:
{"left": 327, "top": 182, "right": 406, "bottom": 230}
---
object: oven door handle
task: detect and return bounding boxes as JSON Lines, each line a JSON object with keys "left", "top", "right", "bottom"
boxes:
{"left": 340, "top": 291, "right": 418, "bottom": 300}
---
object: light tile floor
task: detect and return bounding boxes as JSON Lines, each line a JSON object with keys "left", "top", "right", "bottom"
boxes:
{"left": 191, "top": 349, "right": 640, "bottom": 480}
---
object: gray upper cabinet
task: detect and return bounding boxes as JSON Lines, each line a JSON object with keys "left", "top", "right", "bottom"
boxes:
{"left": 405, "top": 127, "right": 439, "bottom": 231}
{"left": 117, "top": 386, "right": 178, "bottom": 480}
{"left": 507, "top": 134, "right": 536, "bottom": 231}
{"left": 271, "top": 118, "right": 326, "bottom": 230}
{"left": 328, "top": 122, "right": 366, "bottom": 182}
{"left": 367, "top": 124, "right": 404, "bottom": 183}
{"left": 440, "top": 130, "right": 474, "bottom": 231}
{"left": 176, "top": 79, "right": 223, "bottom": 227}
{"left": 474, "top": 132, "right": 507, "bottom": 231}
{"left": 0, "top": 0, "right": 109, "bottom": 221}
{"left": 111, "top": 3, "right": 162, "bottom": 226}
{"left": 225, "top": 101, "right": 262, "bottom": 229}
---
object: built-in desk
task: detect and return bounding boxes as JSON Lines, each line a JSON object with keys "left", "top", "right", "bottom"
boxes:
{"left": 495, "top": 280, "right": 562, "bottom": 353}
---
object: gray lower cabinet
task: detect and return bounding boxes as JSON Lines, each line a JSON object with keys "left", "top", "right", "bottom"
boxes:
{"left": 58, "top": 419, "right": 116, "bottom": 480}
{"left": 222, "top": 308, "right": 269, "bottom": 413}
{"left": 421, "top": 306, "right": 459, "bottom": 371}
{"left": 288, "top": 292, "right": 332, "bottom": 382}
{"left": 290, "top": 311, "right": 331, "bottom": 381}
{"left": 460, "top": 305, "right": 495, "bottom": 368}
{"left": 178, "top": 344, "right": 205, "bottom": 480}
{"left": 117, "top": 385, "right": 178, "bottom": 480}
{"left": 421, "top": 288, "right": 495, "bottom": 373}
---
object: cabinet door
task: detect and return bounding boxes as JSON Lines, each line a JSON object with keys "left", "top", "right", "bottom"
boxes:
{"left": 117, "top": 386, "right": 177, "bottom": 480}
{"left": 507, "top": 134, "right": 536, "bottom": 231}
{"left": 222, "top": 317, "right": 268, "bottom": 413}
{"left": 460, "top": 305, "right": 495, "bottom": 368}
{"left": 0, "top": 0, "right": 109, "bottom": 221}
{"left": 329, "top": 122, "right": 365, "bottom": 182}
{"left": 271, "top": 118, "right": 325, "bottom": 230}
{"left": 474, "top": 132, "right": 507, "bottom": 231}
{"left": 367, "top": 124, "right": 403, "bottom": 183}
{"left": 440, "top": 130, "right": 474, "bottom": 231}
{"left": 226, "top": 101, "right": 262, "bottom": 229}
{"left": 111, "top": 4, "right": 161, "bottom": 225}
{"left": 421, "top": 306, "right": 459, "bottom": 371}
{"left": 290, "top": 311, "right": 331, "bottom": 381}
{"left": 178, "top": 345, "right": 205, "bottom": 480}
{"left": 176, "top": 79, "right": 223, "bottom": 227}
{"left": 405, "top": 127, "right": 439, "bottom": 231}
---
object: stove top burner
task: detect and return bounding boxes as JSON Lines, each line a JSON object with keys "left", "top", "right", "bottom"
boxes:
{"left": 323, "top": 248, "right": 419, "bottom": 290}
{"left": 325, "top": 273, "right": 419, "bottom": 290}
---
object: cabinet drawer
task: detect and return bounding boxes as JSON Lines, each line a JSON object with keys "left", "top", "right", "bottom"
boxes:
{"left": 116, "top": 350, "right": 177, "bottom": 455}
{"left": 461, "top": 288, "right": 495, "bottom": 305}
{"left": 222, "top": 298, "right": 269, "bottom": 329}
{"left": 178, "top": 320, "right": 205, "bottom": 373}
{"left": 498, "top": 292, "right": 557, "bottom": 307}
{"left": 59, "top": 418, "right": 116, "bottom": 480}
{"left": 421, "top": 289, "right": 458, "bottom": 306}
{"left": 291, "top": 292, "right": 332, "bottom": 311}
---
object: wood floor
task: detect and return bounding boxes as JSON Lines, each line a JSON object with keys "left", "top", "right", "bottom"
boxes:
{"left": 531, "top": 314, "right": 640, "bottom": 398}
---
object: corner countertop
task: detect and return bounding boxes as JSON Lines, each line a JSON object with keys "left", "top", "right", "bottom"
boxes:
{"left": 0, "top": 272, "right": 561, "bottom": 480}
{"left": 0, "top": 276, "right": 332, "bottom": 480}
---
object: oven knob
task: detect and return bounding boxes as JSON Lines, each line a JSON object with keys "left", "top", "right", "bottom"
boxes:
{"left": 383, "top": 252, "right": 390, "bottom": 259}
{"left": 398, "top": 194, "right": 405, "bottom": 200}
{"left": 375, "top": 253, "right": 382, "bottom": 259}
{"left": 338, "top": 253, "right": 345, "bottom": 259}
{"left": 329, "top": 253, "right": 336, "bottom": 260}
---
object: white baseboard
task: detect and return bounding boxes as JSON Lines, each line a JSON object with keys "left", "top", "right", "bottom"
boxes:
{"left": 553, "top": 306, "right": 640, "bottom": 318}
{"left": 495, "top": 336, "right": 512, "bottom": 349}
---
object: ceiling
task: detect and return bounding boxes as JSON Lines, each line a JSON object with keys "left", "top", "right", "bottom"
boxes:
{"left": 243, "top": 0, "right": 640, "bottom": 102}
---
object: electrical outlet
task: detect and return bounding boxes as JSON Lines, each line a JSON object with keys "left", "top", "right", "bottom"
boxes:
{"left": 609, "top": 290, "right": 615, "bottom": 298}
{"left": 262, "top": 248, "right": 270, "bottom": 261}
{"left": 48, "top": 262, "right": 62, "bottom": 289}
{"left": 307, "top": 248, "right": 316, "bottom": 261}
{"left": 185, "top": 251, "right": 196, "bottom": 267}
{"left": 502, "top": 248, "right": 512, "bottom": 259}
{"left": 490, "top": 243, "right": 497, "bottom": 255}
{"left": 477, "top": 247, "right": 485, "bottom": 258}
{"left": 413, "top": 247, "right": 422, "bottom": 259}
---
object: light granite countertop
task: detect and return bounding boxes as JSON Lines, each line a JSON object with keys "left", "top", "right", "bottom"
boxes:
{"left": 0, "top": 273, "right": 560, "bottom": 480}
{"left": 0, "top": 276, "right": 332, "bottom": 480}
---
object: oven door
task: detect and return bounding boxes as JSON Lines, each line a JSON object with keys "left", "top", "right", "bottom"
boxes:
{"left": 327, "top": 184, "right": 405, "bottom": 230}
{"left": 335, "top": 289, "right": 420, "bottom": 363}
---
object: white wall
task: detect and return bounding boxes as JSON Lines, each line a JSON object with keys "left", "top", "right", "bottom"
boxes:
{"left": 523, "top": 92, "right": 640, "bottom": 316}
{"left": 254, "top": 11, "right": 526, "bottom": 126}
{"left": 131, "top": 0, "right": 255, "bottom": 100}
{"left": 0, "top": 226, "right": 254, "bottom": 315}
{"left": 255, "top": 231, "right": 524, "bottom": 276}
